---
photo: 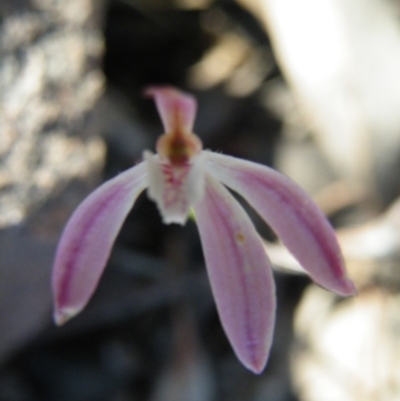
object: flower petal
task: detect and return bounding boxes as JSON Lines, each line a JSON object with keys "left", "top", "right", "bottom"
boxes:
{"left": 193, "top": 173, "right": 276, "bottom": 374}
{"left": 144, "top": 151, "right": 205, "bottom": 225}
{"left": 52, "top": 162, "right": 147, "bottom": 325}
{"left": 204, "top": 151, "right": 356, "bottom": 296}
{"left": 145, "top": 86, "right": 197, "bottom": 133}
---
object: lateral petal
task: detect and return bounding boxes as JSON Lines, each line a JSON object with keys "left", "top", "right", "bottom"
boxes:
{"left": 194, "top": 173, "right": 276, "bottom": 374}
{"left": 205, "top": 151, "right": 356, "bottom": 296}
{"left": 52, "top": 162, "right": 147, "bottom": 325}
{"left": 145, "top": 86, "right": 197, "bottom": 133}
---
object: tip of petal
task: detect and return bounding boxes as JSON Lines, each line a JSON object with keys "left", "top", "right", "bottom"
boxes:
{"left": 54, "top": 306, "right": 82, "bottom": 326}
{"left": 336, "top": 276, "right": 357, "bottom": 296}
{"left": 143, "top": 85, "right": 166, "bottom": 98}
{"left": 143, "top": 85, "right": 185, "bottom": 99}
{"left": 316, "top": 274, "right": 357, "bottom": 297}
{"left": 245, "top": 359, "right": 267, "bottom": 375}
{"left": 237, "top": 340, "right": 270, "bottom": 374}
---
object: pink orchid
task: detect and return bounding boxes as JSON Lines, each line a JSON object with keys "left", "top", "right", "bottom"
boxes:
{"left": 52, "top": 86, "right": 355, "bottom": 374}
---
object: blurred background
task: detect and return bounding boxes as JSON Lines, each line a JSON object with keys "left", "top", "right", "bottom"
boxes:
{"left": 1, "top": 0, "right": 400, "bottom": 400}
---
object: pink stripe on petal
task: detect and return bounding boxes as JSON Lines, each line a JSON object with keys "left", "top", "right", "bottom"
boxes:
{"left": 205, "top": 152, "right": 356, "bottom": 296}
{"left": 194, "top": 174, "right": 276, "bottom": 374}
{"left": 52, "top": 162, "right": 147, "bottom": 325}
{"left": 144, "top": 86, "right": 197, "bottom": 133}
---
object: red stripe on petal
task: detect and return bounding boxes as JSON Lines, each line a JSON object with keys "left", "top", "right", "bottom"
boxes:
{"left": 53, "top": 162, "right": 147, "bottom": 324}
{"left": 205, "top": 151, "right": 355, "bottom": 296}
{"left": 194, "top": 174, "right": 276, "bottom": 373}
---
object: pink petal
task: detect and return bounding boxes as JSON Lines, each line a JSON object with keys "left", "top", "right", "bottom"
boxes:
{"left": 52, "top": 162, "right": 147, "bottom": 325}
{"left": 205, "top": 151, "right": 356, "bottom": 296}
{"left": 144, "top": 86, "right": 197, "bottom": 133}
{"left": 194, "top": 174, "right": 276, "bottom": 374}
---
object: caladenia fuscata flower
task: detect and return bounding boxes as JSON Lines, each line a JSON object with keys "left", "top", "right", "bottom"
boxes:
{"left": 52, "top": 86, "right": 356, "bottom": 374}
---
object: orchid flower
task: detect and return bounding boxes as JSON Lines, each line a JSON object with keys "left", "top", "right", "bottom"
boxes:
{"left": 52, "top": 86, "right": 355, "bottom": 374}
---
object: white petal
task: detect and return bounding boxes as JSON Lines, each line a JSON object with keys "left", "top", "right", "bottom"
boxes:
{"left": 144, "top": 151, "right": 164, "bottom": 205}
{"left": 144, "top": 151, "right": 205, "bottom": 225}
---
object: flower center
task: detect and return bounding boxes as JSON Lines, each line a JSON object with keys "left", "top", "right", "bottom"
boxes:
{"left": 156, "top": 129, "right": 202, "bottom": 166}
